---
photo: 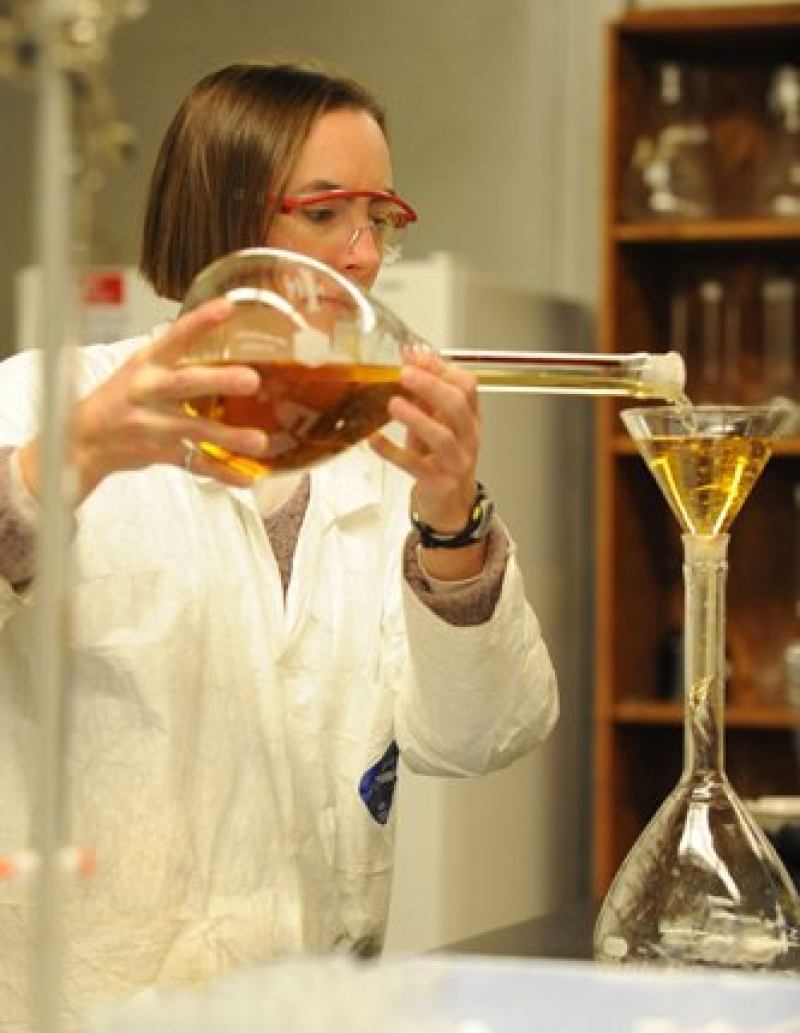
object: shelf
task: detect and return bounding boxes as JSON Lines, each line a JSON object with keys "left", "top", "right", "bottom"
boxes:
{"left": 619, "top": 5, "right": 800, "bottom": 35}
{"left": 593, "top": 2, "right": 800, "bottom": 898}
{"left": 613, "top": 220, "right": 800, "bottom": 244}
{"left": 612, "top": 700, "right": 800, "bottom": 729}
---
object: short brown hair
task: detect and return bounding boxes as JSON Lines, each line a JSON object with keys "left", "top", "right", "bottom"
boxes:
{"left": 139, "top": 62, "right": 386, "bottom": 300}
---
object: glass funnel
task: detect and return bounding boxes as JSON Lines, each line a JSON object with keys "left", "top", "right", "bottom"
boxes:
{"left": 179, "top": 247, "right": 686, "bottom": 478}
{"left": 594, "top": 404, "right": 800, "bottom": 971}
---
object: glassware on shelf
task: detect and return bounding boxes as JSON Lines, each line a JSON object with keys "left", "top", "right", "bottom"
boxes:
{"left": 178, "top": 247, "right": 687, "bottom": 478}
{"left": 669, "top": 278, "right": 691, "bottom": 364}
{"left": 721, "top": 287, "right": 742, "bottom": 403}
{"left": 761, "top": 274, "right": 798, "bottom": 402}
{"left": 594, "top": 404, "right": 800, "bottom": 972}
{"left": 620, "top": 62, "right": 715, "bottom": 221}
{"left": 690, "top": 276, "right": 749, "bottom": 404}
{"left": 784, "top": 483, "right": 800, "bottom": 708}
{"left": 694, "top": 278, "right": 725, "bottom": 402}
{"left": 756, "top": 65, "right": 800, "bottom": 218}
{"left": 673, "top": 271, "right": 775, "bottom": 406}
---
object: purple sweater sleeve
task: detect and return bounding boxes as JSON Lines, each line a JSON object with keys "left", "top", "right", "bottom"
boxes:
{"left": 402, "top": 521, "right": 508, "bottom": 626}
{"left": 0, "top": 446, "right": 38, "bottom": 587}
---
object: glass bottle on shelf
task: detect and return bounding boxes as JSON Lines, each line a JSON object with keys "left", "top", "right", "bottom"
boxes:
{"left": 669, "top": 274, "right": 692, "bottom": 369}
{"left": 694, "top": 279, "right": 725, "bottom": 402}
{"left": 620, "top": 62, "right": 715, "bottom": 221}
{"left": 756, "top": 65, "right": 800, "bottom": 218}
{"left": 761, "top": 273, "right": 797, "bottom": 402}
{"left": 721, "top": 286, "right": 742, "bottom": 403}
{"left": 784, "top": 483, "right": 800, "bottom": 708}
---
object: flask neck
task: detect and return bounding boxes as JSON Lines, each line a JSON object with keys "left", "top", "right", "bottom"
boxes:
{"left": 440, "top": 349, "right": 686, "bottom": 402}
{"left": 681, "top": 533, "right": 729, "bottom": 781}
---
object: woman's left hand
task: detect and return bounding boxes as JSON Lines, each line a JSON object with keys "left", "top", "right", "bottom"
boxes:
{"left": 369, "top": 347, "right": 481, "bottom": 534}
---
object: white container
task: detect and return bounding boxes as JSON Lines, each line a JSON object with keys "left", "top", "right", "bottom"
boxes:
{"left": 86, "top": 954, "right": 800, "bottom": 1033}
{"left": 424, "top": 955, "right": 800, "bottom": 1032}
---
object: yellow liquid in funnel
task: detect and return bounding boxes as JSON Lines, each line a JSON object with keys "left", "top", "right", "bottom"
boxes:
{"left": 638, "top": 435, "right": 773, "bottom": 535}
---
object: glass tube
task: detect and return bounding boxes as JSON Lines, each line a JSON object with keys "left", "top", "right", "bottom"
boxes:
{"left": 442, "top": 348, "right": 687, "bottom": 402}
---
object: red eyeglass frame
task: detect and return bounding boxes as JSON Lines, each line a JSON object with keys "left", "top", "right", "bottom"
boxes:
{"left": 277, "top": 189, "right": 418, "bottom": 228}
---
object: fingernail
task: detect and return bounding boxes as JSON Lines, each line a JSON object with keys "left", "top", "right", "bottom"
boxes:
{"left": 233, "top": 367, "right": 260, "bottom": 391}
{"left": 241, "top": 430, "right": 268, "bottom": 454}
{"left": 208, "top": 298, "right": 234, "bottom": 320}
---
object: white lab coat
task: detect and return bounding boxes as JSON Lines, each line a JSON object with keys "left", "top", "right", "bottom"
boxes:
{"left": 0, "top": 336, "right": 557, "bottom": 1027}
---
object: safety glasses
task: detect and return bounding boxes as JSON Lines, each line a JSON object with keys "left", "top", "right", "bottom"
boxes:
{"left": 277, "top": 189, "right": 418, "bottom": 265}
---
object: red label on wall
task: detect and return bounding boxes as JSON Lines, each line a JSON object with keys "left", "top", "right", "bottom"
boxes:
{"left": 82, "top": 271, "right": 126, "bottom": 306}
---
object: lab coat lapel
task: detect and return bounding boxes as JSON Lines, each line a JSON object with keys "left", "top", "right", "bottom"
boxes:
{"left": 283, "top": 445, "right": 385, "bottom": 650}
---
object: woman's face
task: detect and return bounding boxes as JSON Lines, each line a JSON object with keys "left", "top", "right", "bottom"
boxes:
{"left": 266, "top": 107, "right": 394, "bottom": 290}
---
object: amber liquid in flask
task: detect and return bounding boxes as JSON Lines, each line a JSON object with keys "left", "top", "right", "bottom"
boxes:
{"left": 595, "top": 404, "right": 800, "bottom": 972}
{"left": 186, "top": 359, "right": 401, "bottom": 478}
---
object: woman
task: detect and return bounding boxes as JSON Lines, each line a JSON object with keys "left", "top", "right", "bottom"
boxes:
{"left": 0, "top": 63, "right": 558, "bottom": 1024}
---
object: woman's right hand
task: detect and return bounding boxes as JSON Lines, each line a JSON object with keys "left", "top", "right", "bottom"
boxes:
{"left": 18, "top": 299, "right": 267, "bottom": 504}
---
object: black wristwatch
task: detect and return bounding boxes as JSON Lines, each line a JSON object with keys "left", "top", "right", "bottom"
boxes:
{"left": 410, "top": 482, "right": 494, "bottom": 549}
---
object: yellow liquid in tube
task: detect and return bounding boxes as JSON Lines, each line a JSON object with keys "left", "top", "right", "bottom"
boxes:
{"left": 443, "top": 349, "right": 689, "bottom": 403}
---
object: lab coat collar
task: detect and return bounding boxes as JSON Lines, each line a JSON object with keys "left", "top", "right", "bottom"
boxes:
{"left": 192, "top": 443, "right": 385, "bottom": 528}
{"left": 312, "top": 443, "right": 386, "bottom": 528}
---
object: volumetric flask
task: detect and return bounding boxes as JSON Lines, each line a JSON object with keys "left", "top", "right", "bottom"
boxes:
{"left": 595, "top": 404, "right": 800, "bottom": 973}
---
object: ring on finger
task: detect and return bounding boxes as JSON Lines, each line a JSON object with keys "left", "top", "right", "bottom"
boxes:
{"left": 181, "top": 438, "right": 198, "bottom": 472}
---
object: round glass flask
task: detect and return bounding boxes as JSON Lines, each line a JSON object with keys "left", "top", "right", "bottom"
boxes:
{"left": 178, "top": 246, "right": 417, "bottom": 478}
{"left": 594, "top": 404, "right": 800, "bottom": 972}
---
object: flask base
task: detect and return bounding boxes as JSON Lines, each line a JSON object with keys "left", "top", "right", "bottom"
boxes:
{"left": 594, "top": 777, "right": 800, "bottom": 972}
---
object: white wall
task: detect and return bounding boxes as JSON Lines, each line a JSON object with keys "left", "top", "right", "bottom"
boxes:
{"left": 374, "top": 254, "right": 595, "bottom": 951}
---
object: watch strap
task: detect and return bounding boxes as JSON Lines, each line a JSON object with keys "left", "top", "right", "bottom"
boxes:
{"left": 410, "top": 482, "right": 494, "bottom": 549}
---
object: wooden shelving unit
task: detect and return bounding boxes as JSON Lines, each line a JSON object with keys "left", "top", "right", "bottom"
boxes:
{"left": 593, "top": 4, "right": 800, "bottom": 898}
